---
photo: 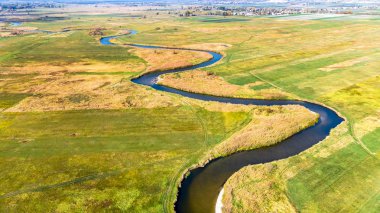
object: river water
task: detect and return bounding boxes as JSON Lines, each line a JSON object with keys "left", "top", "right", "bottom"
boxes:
{"left": 100, "top": 32, "right": 344, "bottom": 213}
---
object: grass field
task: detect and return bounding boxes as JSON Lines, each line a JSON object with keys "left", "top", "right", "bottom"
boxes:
{"left": 0, "top": 10, "right": 254, "bottom": 211}
{"left": 223, "top": 124, "right": 379, "bottom": 212}
{"left": 185, "top": 15, "right": 380, "bottom": 213}
{"left": 0, "top": 6, "right": 379, "bottom": 212}
{"left": 0, "top": 107, "right": 251, "bottom": 211}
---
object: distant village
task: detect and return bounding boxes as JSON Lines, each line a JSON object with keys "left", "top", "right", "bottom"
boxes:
{"left": 0, "top": 2, "right": 63, "bottom": 12}
{"left": 177, "top": 5, "right": 379, "bottom": 17}
{"left": 1, "top": 1, "right": 379, "bottom": 18}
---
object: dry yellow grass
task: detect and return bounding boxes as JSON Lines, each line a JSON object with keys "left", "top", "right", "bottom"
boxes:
{"left": 0, "top": 27, "right": 39, "bottom": 38}
{"left": 13, "top": 27, "right": 38, "bottom": 31}
{"left": 2, "top": 44, "right": 214, "bottom": 112}
{"left": 207, "top": 105, "right": 319, "bottom": 159}
{"left": 3, "top": 61, "right": 145, "bottom": 75}
{"left": 319, "top": 56, "right": 370, "bottom": 72}
{"left": 129, "top": 48, "right": 212, "bottom": 73}
{"left": 6, "top": 75, "right": 180, "bottom": 112}
{"left": 222, "top": 164, "right": 296, "bottom": 213}
{"left": 159, "top": 70, "right": 292, "bottom": 99}
{"left": 354, "top": 112, "right": 380, "bottom": 139}
{"left": 190, "top": 100, "right": 253, "bottom": 113}
{"left": 182, "top": 43, "right": 231, "bottom": 53}
{"left": 0, "top": 32, "right": 13, "bottom": 37}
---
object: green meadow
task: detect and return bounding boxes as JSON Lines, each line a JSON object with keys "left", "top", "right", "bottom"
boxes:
{"left": 0, "top": 107, "right": 249, "bottom": 211}
{"left": 0, "top": 31, "right": 143, "bottom": 67}
{"left": 287, "top": 128, "right": 380, "bottom": 212}
{"left": 173, "top": 15, "right": 379, "bottom": 212}
{"left": 0, "top": 12, "right": 250, "bottom": 211}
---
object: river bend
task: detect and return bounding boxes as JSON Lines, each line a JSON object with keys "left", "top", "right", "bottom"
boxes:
{"left": 100, "top": 32, "right": 344, "bottom": 213}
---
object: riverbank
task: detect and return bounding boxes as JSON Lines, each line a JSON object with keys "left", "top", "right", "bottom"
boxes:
{"left": 101, "top": 33, "right": 343, "bottom": 213}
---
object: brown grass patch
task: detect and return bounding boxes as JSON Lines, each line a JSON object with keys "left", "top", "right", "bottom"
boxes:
{"left": 1, "top": 48, "right": 213, "bottom": 112}
{"left": 13, "top": 27, "right": 38, "bottom": 31}
{"left": 319, "top": 56, "right": 370, "bottom": 72}
{"left": 182, "top": 43, "right": 231, "bottom": 53}
{"left": 190, "top": 100, "right": 253, "bottom": 113}
{"left": 207, "top": 105, "right": 319, "bottom": 159}
{"left": 223, "top": 164, "right": 296, "bottom": 213}
{"left": 130, "top": 48, "right": 212, "bottom": 73}
{"left": 0, "top": 32, "right": 13, "bottom": 37}
{"left": 159, "top": 70, "right": 291, "bottom": 99}
{"left": 6, "top": 75, "right": 180, "bottom": 112}
{"left": 355, "top": 111, "right": 380, "bottom": 139}
{"left": 4, "top": 61, "right": 144, "bottom": 75}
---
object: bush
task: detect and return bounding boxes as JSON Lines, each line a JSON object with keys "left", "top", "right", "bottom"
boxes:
{"left": 67, "top": 94, "right": 90, "bottom": 103}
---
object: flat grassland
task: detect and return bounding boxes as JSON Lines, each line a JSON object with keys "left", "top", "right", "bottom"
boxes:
{"left": 118, "top": 11, "right": 380, "bottom": 212}
{"left": 0, "top": 107, "right": 249, "bottom": 212}
{"left": 0, "top": 6, "right": 379, "bottom": 212}
{"left": 184, "top": 15, "right": 379, "bottom": 213}
{"left": 0, "top": 7, "right": 318, "bottom": 212}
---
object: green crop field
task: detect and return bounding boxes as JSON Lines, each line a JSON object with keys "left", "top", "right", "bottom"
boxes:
{"left": 0, "top": 4, "right": 379, "bottom": 212}
{"left": 288, "top": 128, "right": 380, "bottom": 212}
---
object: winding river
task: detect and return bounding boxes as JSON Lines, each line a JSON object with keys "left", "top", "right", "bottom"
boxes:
{"left": 100, "top": 32, "right": 344, "bottom": 213}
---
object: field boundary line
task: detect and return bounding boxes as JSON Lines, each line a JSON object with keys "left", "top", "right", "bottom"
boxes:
{"left": 0, "top": 170, "right": 121, "bottom": 199}
{"left": 348, "top": 120, "right": 377, "bottom": 157}
{"left": 249, "top": 72, "right": 376, "bottom": 157}
{"left": 248, "top": 71, "right": 285, "bottom": 91}
{"left": 180, "top": 99, "right": 209, "bottom": 147}
{"left": 161, "top": 98, "right": 209, "bottom": 213}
